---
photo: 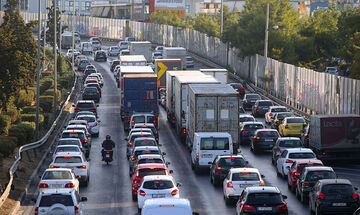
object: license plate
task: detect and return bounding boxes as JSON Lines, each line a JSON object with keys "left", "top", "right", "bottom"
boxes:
{"left": 51, "top": 184, "right": 63, "bottom": 188}
{"left": 239, "top": 184, "right": 249, "bottom": 188}
{"left": 265, "top": 139, "right": 273, "bottom": 141}
{"left": 106, "top": 154, "right": 110, "bottom": 158}
{"left": 332, "top": 203, "right": 346, "bottom": 206}
{"left": 258, "top": 207, "right": 272, "bottom": 211}
{"left": 202, "top": 154, "right": 212, "bottom": 158}
{"left": 152, "top": 194, "right": 165, "bottom": 198}
{"left": 250, "top": 100, "right": 255, "bottom": 102}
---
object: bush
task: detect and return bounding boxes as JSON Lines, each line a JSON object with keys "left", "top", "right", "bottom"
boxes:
{"left": 22, "top": 121, "right": 36, "bottom": 130}
{"left": 21, "top": 113, "right": 44, "bottom": 124}
{"left": 59, "top": 72, "right": 74, "bottom": 90}
{"left": 39, "top": 96, "right": 54, "bottom": 112}
{"left": 0, "top": 136, "right": 17, "bottom": 157}
{"left": 21, "top": 106, "right": 37, "bottom": 114}
{"left": 16, "top": 89, "right": 35, "bottom": 108}
{"left": 8, "top": 123, "right": 35, "bottom": 146}
{"left": 0, "top": 153, "right": 3, "bottom": 166}
{"left": 43, "top": 89, "right": 61, "bottom": 102}
{"left": 40, "top": 78, "right": 53, "bottom": 94}
{"left": 0, "top": 115, "right": 11, "bottom": 135}
{"left": 3, "top": 98, "right": 21, "bottom": 124}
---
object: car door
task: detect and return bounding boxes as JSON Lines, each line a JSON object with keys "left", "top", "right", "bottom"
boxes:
{"left": 223, "top": 172, "right": 231, "bottom": 195}
{"left": 277, "top": 150, "right": 288, "bottom": 173}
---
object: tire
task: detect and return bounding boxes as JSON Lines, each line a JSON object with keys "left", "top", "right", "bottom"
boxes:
{"left": 282, "top": 167, "right": 286, "bottom": 179}
{"left": 271, "top": 156, "right": 275, "bottom": 165}
{"left": 224, "top": 195, "right": 232, "bottom": 205}
{"left": 295, "top": 187, "right": 300, "bottom": 199}
{"left": 315, "top": 206, "right": 322, "bottom": 215}
{"left": 213, "top": 176, "right": 220, "bottom": 186}
{"left": 301, "top": 192, "right": 308, "bottom": 204}
{"left": 132, "top": 193, "right": 137, "bottom": 201}
{"left": 84, "top": 176, "right": 89, "bottom": 186}
{"left": 106, "top": 160, "right": 109, "bottom": 165}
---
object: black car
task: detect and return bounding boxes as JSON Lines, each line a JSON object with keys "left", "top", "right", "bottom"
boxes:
{"left": 240, "top": 122, "right": 264, "bottom": 145}
{"left": 94, "top": 50, "right": 107, "bottom": 62}
{"left": 271, "top": 112, "right": 294, "bottom": 129}
{"left": 82, "top": 87, "right": 100, "bottom": 103}
{"left": 252, "top": 100, "right": 274, "bottom": 117}
{"left": 236, "top": 186, "right": 288, "bottom": 215}
{"left": 296, "top": 166, "right": 337, "bottom": 203}
{"left": 243, "top": 93, "right": 261, "bottom": 110}
{"left": 78, "top": 59, "right": 90, "bottom": 72}
{"left": 229, "top": 83, "right": 245, "bottom": 98}
{"left": 110, "top": 60, "right": 120, "bottom": 72}
{"left": 309, "top": 179, "right": 359, "bottom": 215}
{"left": 210, "top": 154, "right": 248, "bottom": 186}
{"left": 83, "top": 69, "right": 97, "bottom": 82}
{"left": 251, "top": 129, "right": 280, "bottom": 153}
{"left": 73, "top": 100, "right": 98, "bottom": 117}
{"left": 84, "top": 83, "right": 101, "bottom": 97}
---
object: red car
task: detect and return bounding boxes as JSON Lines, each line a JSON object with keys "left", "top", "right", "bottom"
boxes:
{"left": 287, "top": 159, "right": 323, "bottom": 191}
{"left": 131, "top": 163, "right": 172, "bottom": 201}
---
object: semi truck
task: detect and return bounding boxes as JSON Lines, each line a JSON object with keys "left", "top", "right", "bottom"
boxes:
{"left": 166, "top": 71, "right": 204, "bottom": 126}
{"left": 129, "top": 41, "right": 152, "bottom": 62}
{"left": 122, "top": 73, "right": 158, "bottom": 129}
{"left": 173, "top": 75, "right": 220, "bottom": 140}
{"left": 200, "top": 68, "right": 228, "bottom": 84}
{"left": 61, "top": 31, "right": 73, "bottom": 49}
{"left": 187, "top": 84, "right": 239, "bottom": 151}
{"left": 162, "top": 47, "right": 187, "bottom": 69}
{"left": 308, "top": 115, "right": 360, "bottom": 161}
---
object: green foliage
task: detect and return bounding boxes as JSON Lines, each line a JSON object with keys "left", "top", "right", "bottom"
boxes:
{"left": 21, "top": 113, "right": 44, "bottom": 124}
{"left": 0, "top": 115, "right": 11, "bottom": 135}
{"left": 21, "top": 106, "right": 37, "bottom": 114}
{"left": 16, "top": 89, "right": 36, "bottom": 108}
{"left": 349, "top": 32, "right": 360, "bottom": 79}
{"left": 8, "top": 123, "right": 35, "bottom": 146}
{"left": 43, "top": 89, "right": 61, "bottom": 101}
{"left": 150, "top": 11, "right": 184, "bottom": 27}
{"left": 39, "top": 96, "right": 54, "bottom": 112}
{"left": 40, "top": 78, "right": 54, "bottom": 94}
{"left": 3, "top": 97, "right": 21, "bottom": 124}
{"left": 46, "top": 6, "right": 68, "bottom": 51}
{"left": 0, "top": 136, "right": 17, "bottom": 157}
{"left": 22, "top": 121, "right": 36, "bottom": 130}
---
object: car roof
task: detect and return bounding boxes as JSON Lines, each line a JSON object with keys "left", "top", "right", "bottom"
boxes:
{"left": 131, "top": 128, "right": 152, "bottom": 132}
{"left": 270, "top": 106, "right": 286, "bottom": 109}
{"left": 59, "top": 138, "right": 81, "bottom": 142}
{"left": 246, "top": 186, "right": 280, "bottom": 194}
{"left": 217, "top": 154, "right": 245, "bottom": 159}
{"left": 130, "top": 132, "right": 152, "bottom": 136}
{"left": 44, "top": 168, "right": 73, "bottom": 172}
{"left": 256, "top": 129, "right": 278, "bottom": 132}
{"left": 284, "top": 148, "right": 313, "bottom": 153}
{"left": 134, "top": 137, "right": 156, "bottom": 142}
{"left": 62, "top": 129, "right": 85, "bottom": 133}
{"left": 294, "top": 159, "right": 323, "bottom": 165}
{"left": 278, "top": 137, "right": 300, "bottom": 140}
{"left": 137, "top": 163, "right": 167, "bottom": 169}
{"left": 230, "top": 168, "right": 260, "bottom": 174}
{"left": 256, "top": 100, "right": 272, "bottom": 103}
{"left": 40, "top": 188, "right": 76, "bottom": 195}
{"left": 318, "top": 179, "right": 352, "bottom": 185}
{"left": 284, "top": 116, "right": 304, "bottom": 119}
{"left": 54, "top": 151, "right": 83, "bottom": 157}
{"left": 143, "top": 175, "right": 173, "bottom": 182}
{"left": 68, "top": 120, "right": 88, "bottom": 124}
{"left": 77, "top": 100, "right": 95, "bottom": 104}
{"left": 304, "top": 166, "right": 334, "bottom": 172}
{"left": 239, "top": 115, "right": 254, "bottom": 118}
{"left": 134, "top": 123, "right": 155, "bottom": 127}
{"left": 138, "top": 154, "right": 162, "bottom": 159}
{"left": 275, "top": 112, "right": 293, "bottom": 116}
{"left": 243, "top": 122, "right": 263, "bottom": 125}
{"left": 132, "top": 113, "right": 155, "bottom": 116}
{"left": 56, "top": 145, "right": 80, "bottom": 148}
{"left": 245, "top": 93, "right": 260, "bottom": 96}
{"left": 134, "top": 146, "right": 159, "bottom": 151}
{"left": 77, "top": 115, "right": 96, "bottom": 119}
{"left": 143, "top": 198, "right": 191, "bottom": 208}
{"left": 67, "top": 124, "right": 87, "bottom": 128}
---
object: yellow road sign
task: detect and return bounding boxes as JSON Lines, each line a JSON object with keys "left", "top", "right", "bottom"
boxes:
{"left": 157, "top": 62, "right": 168, "bottom": 80}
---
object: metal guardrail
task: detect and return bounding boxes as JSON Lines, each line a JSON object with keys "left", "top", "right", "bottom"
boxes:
{"left": 0, "top": 67, "right": 77, "bottom": 208}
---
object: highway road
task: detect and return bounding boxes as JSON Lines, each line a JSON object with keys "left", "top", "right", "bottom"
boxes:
{"left": 17, "top": 41, "right": 360, "bottom": 215}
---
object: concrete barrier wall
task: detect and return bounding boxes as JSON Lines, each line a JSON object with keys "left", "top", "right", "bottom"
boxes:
{"left": 15, "top": 12, "right": 360, "bottom": 115}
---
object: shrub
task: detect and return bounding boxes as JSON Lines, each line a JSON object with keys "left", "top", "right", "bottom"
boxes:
{"left": 3, "top": 98, "right": 21, "bottom": 124}
{"left": 21, "top": 113, "right": 44, "bottom": 124}
{"left": 40, "top": 78, "right": 53, "bottom": 94}
{"left": 0, "top": 153, "right": 3, "bottom": 166}
{"left": 43, "top": 89, "right": 61, "bottom": 102}
{"left": 59, "top": 72, "right": 74, "bottom": 90}
{"left": 8, "top": 123, "right": 35, "bottom": 146}
{"left": 21, "top": 106, "right": 37, "bottom": 114}
{"left": 0, "top": 136, "right": 17, "bottom": 157}
{"left": 0, "top": 115, "right": 11, "bottom": 135}
{"left": 39, "top": 96, "right": 53, "bottom": 112}
{"left": 16, "top": 89, "right": 35, "bottom": 108}
{"left": 22, "top": 121, "right": 36, "bottom": 130}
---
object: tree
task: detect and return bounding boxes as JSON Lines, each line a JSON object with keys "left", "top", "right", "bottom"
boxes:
{"left": 349, "top": 32, "right": 360, "bottom": 79}
{"left": 0, "top": 0, "right": 37, "bottom": 109}
{"left": 46, "top": 5, "right": 67, "bottom": 51}
{"left": 150, "top": 11, "right": 183, "bottom": 27}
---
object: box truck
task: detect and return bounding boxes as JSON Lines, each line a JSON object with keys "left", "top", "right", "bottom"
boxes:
{"left": 129, "top": 41, "right": 152, "bottom": 62}
{"left": 200, "top": 68, "right": 228, "bottom": 84}
{"left": 162, "top": 47, "right": 187, "bottom": 69}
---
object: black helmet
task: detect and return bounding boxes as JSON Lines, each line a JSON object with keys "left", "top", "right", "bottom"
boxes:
{"left": 106, "top": 135, "right": 111, "bottom": 140}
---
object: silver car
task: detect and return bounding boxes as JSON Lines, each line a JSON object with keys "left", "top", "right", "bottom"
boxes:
{"left": 271, "top": 137, "right": 303, "bottom": 164}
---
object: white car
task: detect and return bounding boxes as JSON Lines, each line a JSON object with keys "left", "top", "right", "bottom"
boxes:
{"left": 88, "top": 73, "right": 104, "bottom": 87}
{"left": 34, "top": 188, "right": 87, "bottom": 215}
{"left": 325, "top": 66, "right": 338, "bottom": 75}
{"left": 141, "top": 198, "right": 196, "bottom": 215}
{"left": 128, "top": 128, "right": 154, "bottom": 139}
{"left": 276, "top": 148, "right": 316, "bottom": 178}
{"left": 66, "top": 49, "right": 76, "bottom": 58}
{"left": 85, "top": 64, "right": 96, "bottom": 71}
{"left": 119, "top": 49, "right": 130, "bottom": 56}
{"left": 57, "top": 138, "right": 84, "bottom": 153}
{"left": 223, "top": 168, "right": 264, "bottom": 204}
{"left": 50, "top": 151, "right": 90, "bottom": 185}
{"left": 39, "top": 168, "right": 80, "bottom": 192}
{"left": 130, "top": 154, "right": 166, "bottom": 176}
{"left": 265, "top": 106, "right": 288, "bottom": 124}
{"left": 239, "top": 114, "right": 255, "bottom": 127}
{"left": 76, "top": 115, "right": 100, "bottom": 137}
{"left": 137, "top": 175, "right": 180, "bottom": 210}
{"left": 53, "top": 145, "right": 83, "bottom": 160}
{"left": 66, "top": 124, "right": 91, "bottom": 139}
{"left": 118, "top": 41, "right": 129, "bottom": 50}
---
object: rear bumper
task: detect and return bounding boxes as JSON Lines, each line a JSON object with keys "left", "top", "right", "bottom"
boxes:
{"left": 318, "top": 203, "right": 359, "bottom": 214}
{"left": 253, "top": 142, "right": 275, "bottom": 150}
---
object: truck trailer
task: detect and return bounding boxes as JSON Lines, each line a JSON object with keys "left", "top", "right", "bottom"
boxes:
{"left": 200, "top": 68, "right": 228, "bottom": 84}
{"left": 162, "top": 47, "right": 187, "bottom": 69}
{"left": 129, "top": 41, "right": 152, "bottom": 62}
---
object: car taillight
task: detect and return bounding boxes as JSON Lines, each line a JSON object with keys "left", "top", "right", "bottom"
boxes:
{"left": 65, "top": 183, "right": 75, "bottom": 188}
{"left": 240, "top": 88, "right": 244, "bottom": 91}
{"left": 259, "top": 181, "right": 265, "bottom": 186}
{"left": 139, "top": 190, "right": 146, "bottom": 196}
{"left": 285, "top": 124, "right": 289, "bottom": 128}
{"left": 74, "top": 205, "right": 79, "bottom": 215}
{"left": 276, "top": 120, "right": 279, "bottom": 123}
{"left": 75, "top": 108, "right": 80, "bottom": 112}
{"left": 131, "top": 120, "right": 134, "bottom": 125}
{"left": 318, "top": 193, "right": 325, "bottom": 199}
{"left": 125, "top": 117, "right": 130, "bottom": 120}
{"left": 183, "top": 129, "right": 186, "bottom": 134}
{"left": 256, "top": 137, "right": 260, "bottom": 140}
{"left": 256, "top": 106, "right": 259, "bottom": 110}
{"left": 35, "top": 207, "right": 39, "bottom": 215}
{"left": 275, "top": 203, "right": 287, "bottom": 210}
{"left": 269, "top": 113, "right": 273, "bottom": 116}
{"left": 353, "top": 193, "right": 359, "bottom": 199}
{"left": 76, "top": 165, "right": 86, "bottom": 168}
{"left": 244, "top": 99, "right": 248, "bottom": 103}
{"left": 276, "top": 148, "right": 281, "bottom": 153}
{"left": 303, "top": 181, "right": 309, "bottom": 187}
{"left": 196, "top": 153, "right": 199, "bottom": 162}
{"left": 50, "top": 165, "right": 60, "bottom": 168}
{"left": 286, "top": 159, "right": 293, "bottom": 163}
{"left": 242, "top": 204, "right": 255, "bottom": 211}
{"left": 172, "top": 116, "right": 175, "bottom": 120}
{"left": 131, "top": 157, "right": 136, "bottom": 161}
{"left": 96, "top": 93, "right": 99, "bottom": 96}
{"left": 242, "top": 131, "right": 251, "bottom": 134}
{"left": 227, "top": 182, "right": 233, "bottom": 188}
{"left": 294, "top": 172, "right": 300, "bottom": 176}
{"left": 171, "top": 189, "right": 178, "bottom": 196}
{"left": 93, "top": 122, "right": 98, "bottom": 126}
{"left": 215, "top": 167, "right": 222, "bottom": 173}
{"left": 82, "top": 93, "right": 85, "bottom": 97}
{"left": 39, "top": 183, "right": 49, "bottom": 188}
{"left": 128, "top": 142, "right": 133, "bottom": 146}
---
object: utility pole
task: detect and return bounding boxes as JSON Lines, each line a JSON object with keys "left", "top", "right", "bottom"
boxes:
{"left": 72, "top": 0, "right": 75, "bottom": 73}
{"left": 220, "top": 0, "right": 223, "bottom": 35}
{"left": 264, "top": 3, "right": 269, "bottom": 59}
{"left": 35, "top": 0, "right": 42, "bottom": 140}
{"left": 53, "top": 0, "right": 57, "bottom": 116}
{"left": 43, "top": 0, "right": 47, "bottom": 65}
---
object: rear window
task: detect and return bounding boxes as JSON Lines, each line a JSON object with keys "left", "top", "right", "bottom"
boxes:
{"left": 54, "top": 156, "right": 82, "bottom": 163}
{"left": 62, "top": 132, "right": 85, "bottom": 139}
{"left": 244, "top": 124, "right": 264, "bottom": 130}
{"left": 133, "top": 116, "right": 145, "bottom": 124}
{"left": 56, "top": 146, "right": 80, "bottom": 153}
{"left": 306, "top": 171, "right": 336, "bottom": 182}
{"left": 58, "top": 139, "right": 81, "bottom": 146}
{"left": 39, "top": 195, "right": 74, "bottom": 207}
{"left": 200, "top": 138, "right": 229, "bottom": 150}
{"left": 154, "top": 53, "right": 162, "bottom": 57}
{"left": 258, "top": 101, "right": 273, "bottom": 106}
{"left": 278, "top": 140, "right": 302, "bottom": 148}
{"left": 134, "top": 139, "right": 156, "bottom": 147}
{"left": 297, "top": 163, "right": 322, "bottom": 172}
{"left": 271, "top": 107, "right": 287, "bottom": 112}
{"left": 78, "top": 116, "right": 95, "bottom": 123}
{"left": 322, "top": 184, "right": 354, "bottom": 195}
{"left": 277, "top": 113, "right": 294, "bottom": 119}
{"left": 143, "top": 180, "right": 174, "bottom": 189}
{"left": 138, "top": 158, "right": 163, "bottom": 164}
{"left": 246, "top": 193, "right": 283, "bottom": 204}
{"left": 287, "top": 118, "right": 305, "bottom": 124}
{"left": 84, "top": 87, "right": 98, "bottom": 93}
{"left": 42, "top": 171, "right": 72, "bottom": 180}
{"left": 111, "top": 47, "right": 119, "bottom": 50}
{"left": 147, "top": 116, "right": 155, "bottom": 123}
{"left": 239, "top": 117, "right": 255, "bottom": 123}
{"left": 257, "top": 131, "right": 279, "bottom": 137}
{"left": 138, "top": 168, "right": 166, "bottom": 177}
{"left": 77, "top": 102, "right": 94, "bottom": 108}
{"left": 288, "top": 152, "right": 315, "bottom": 159}
{"left": 232, "top": 172, "right": 259, "bottom": 181}
{"left": 130, "top": 134, "right": 153, "bottom": 142}
{"left": 135, "top": 150, "right": 160, "bottom": 157}
{"left": 218, "top": 158, "right": 247, "bottom": 167}
{"left": 92, "top": 41, "right": 100, "bottom": 45}
{"left": 246, "top": 94, "right": 261, "bottom": 99}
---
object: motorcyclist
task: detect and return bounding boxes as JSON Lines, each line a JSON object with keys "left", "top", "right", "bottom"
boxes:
{"left": 101, "top": 135, "right": 115, "bottom": 160}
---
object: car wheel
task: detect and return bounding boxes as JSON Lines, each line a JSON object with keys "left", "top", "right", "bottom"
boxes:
{"left": 213, "top": 176, "right": 220, "bottom": 186}
{"left": 315, "top": 206, "right": 322, "bottom": 215}
{"left": 282, "top": 167, "right": 286, "bottom": 179}
{"left": 132, "top": 193, "right": 137, "bottom": 201}
{"left": 295, "top": 187, "right": 300, "bottom": 199}
{"left": 84, "top": 176, "right": 89, "bottom": 186}
{"left": 271, "top": 156, "right": 275, "bottom": 165}
{"left": 210, "top": 173, "right": 214, "bottom": 184}
{"left": 138, "top": 208, "right": 141, "bottom": 213}
{"left": 224, "top": 195, "right": 232, "bottom": 205}
{"left": 309, "top": 199, "right": 314, "bottom": 214}
{"left": 301, "top": 192, "right": 307, "bottom": 204}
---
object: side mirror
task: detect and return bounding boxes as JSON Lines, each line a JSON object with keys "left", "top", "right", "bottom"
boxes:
{"left": 208, "top": 162, "right": 212, "bottom": 165}
{"left": 261, "top": 174, "right": 265, "bottom": 178}
{"left": 355, "top": 187, "right": 358, "bottom": 191}
{"left": 286, "top": 166, "right": 290, "bottom": 170}
{"left": 162, "top": 152, "right": 166, "bottom": 156}
{"left": 80, "top": 197, "right": 88, "bottom": 202}
{"left": 39, "top": 175, "right": 42, "bottom": 179}
{"left": 282, "top": 195, "right": 287, "bottom": 199}
{"left": 76, "top": 175, "right": 81, "bottom": 179}
{"left": 96, "top": 105, "right": 99, "bottom": 107}
{"left": 166, "top": 162, "right": 171, "bottom": 165}
{"left": 124, "top": 138, "right": 129, "bottom": 141}
{"left": 177, "top": 183, "right": 182, "bottom": 187}
{"left": 246, "top": 161, "right": 249, "bottom": 164}
{"left": 169, "top": 170, "right": 174, "bottom": 174}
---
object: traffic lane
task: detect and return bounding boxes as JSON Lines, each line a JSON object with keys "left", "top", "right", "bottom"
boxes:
{"left": 80, "top": 54, "right": 137, "bottom": 214}
{"left": 158, "top": 107, "right": 235, "bottom": 215}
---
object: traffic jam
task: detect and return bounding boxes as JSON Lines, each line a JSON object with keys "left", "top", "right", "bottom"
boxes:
{"left": 31, "top": 36, "right": 360, "bottom": 215}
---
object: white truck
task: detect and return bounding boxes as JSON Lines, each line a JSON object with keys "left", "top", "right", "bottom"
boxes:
{"left": 187, "top": 84, "right": 239, "bottom": 151}
{"left": 61, "top": 31, "right": 73, "bottom": 49}
{"left": 200, "top": 68, "right": 228, "bottom": 84}
{"left": 163, "top": 47, "right": 187, "bottom": 69}
{"left": 129, "top": 41, "right": 152, "bottom": 62}
{"left": 173, "top": 75, "right": 220, "bottom": 140}
{"left": 119, "top": 55, "right": 147, "bottom": 66}
{"left": 80, "top": 42, "right": 92, "bottom": 55}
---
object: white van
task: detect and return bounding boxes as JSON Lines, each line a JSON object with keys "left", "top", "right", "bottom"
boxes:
{"left": 191, "top": 132, "right": 233, "bottom": 172}
{"left": 140, "top": 198, "right": 199, "bottom": 215}
{"left": 81, "top": 42, "right": 92, "bottom": 55}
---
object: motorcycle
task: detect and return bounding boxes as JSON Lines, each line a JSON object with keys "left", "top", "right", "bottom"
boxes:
{"left": 103, "top": 150, "right": 113, "bottom": 165}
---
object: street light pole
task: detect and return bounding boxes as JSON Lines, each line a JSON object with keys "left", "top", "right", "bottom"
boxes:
{"left": 220, "top": 0, "right": 223, "bottom": 35}
{"left": 43, "top": 0, "right": 47, "bottom": 65}
{"left": 72, "top": 0, "right": 75, "bottom": 73}
{"left": 53, "top": 0, "right": 57, "bottom": 116}
{"left": 35, "top": 0, "right": 42, "bottom": 140}
{"left": 264, "top": 3, "right": 269, "bottom": 59}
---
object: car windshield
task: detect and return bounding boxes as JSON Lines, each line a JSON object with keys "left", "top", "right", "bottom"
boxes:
{"left": 200, "top": 137, "right": 229, "bottom": 150}
{"left": 306, "top": 171, "right": 336, "bottom": 182}
{"left": 147, "top": 116, "right": 155, "bottom": 123}
{"left": 246, "top": 94, "right": 261, "bottom": 99}
{"left": 277, "top": 113, "right": 294, "bottom": 119}
{"left": 257, "top": 131, "right": 279, "bottom": 137}
{"left": 54, "top": 156, "right": 82, "bottom": 163}
{"left": 297, "top": 163, "right": 322, "bottom": 172}
{"left": 111, "top": 47, "right": 119, "bottom": 50}
{"left": 258, "top": 101, "right": 273, "bottom": 106}
{"left": 287, "top": 118, "right": 305, "bottom": 124}
{"left": 42, "top": 171, "right": 72, "bottom": 180}
{"left": 39, "top": 195, "right": 74, "bottom": 207}
{"left": 279, "top": 140, "right": 302, "bottom": 147}
{"left": 134, "top": 139, "right": 156, "bottom": 147}
{"left": 289, "top": 152, "right": 315, "bottom": 159}
{"left": 239, "top": 117, "right": 255, "bottom": 122}
{"left": 130, "top": 134, "right": 153, "bottom": 142}
{"left": 271, "top": 107, "right": 287, "bottom": 112}
{"left": 133, "top": 116, "right": 145, "bottom": 123}
{"left": 77, "top": 103, "right": 94, "bottom": 108}
{"left": 135, "top": 150, "right": 160, "bottom": 157}
{"left": 143, "top": 180, "right": 173, "bottom": 189}
{"left": 58, "top": 139, "right": 81, "bottom": 146}
{"left": 138, "top": 158, "right": 163, "bottom": 164}
{"left": 218, "top": 158, "right": 247, "bottom": 167}
{"left": 56, "top": 146, "right": 80, "bottom": 153}
{"left": 78, "top": 116, "right": 95, "bottom": 123}
{"left": 92, "top": 41, "right": 100, "bottom": 45}
{"left": 244, "top": 124, "right": 264, "bottom": 130}
{"left": 232, "top": 172, "right": 259, "bottom": 181}
{"left": 62, "top": 132, "right": 85, "bottom": 139}
{"left": 322, "top": 184, "right": 353, "bottom": 195}
{"left": 246, "top": 193, "right": 283, "bottom": 204}
{"left": 138, "top": 168, "right": 166, "bottom": 177}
